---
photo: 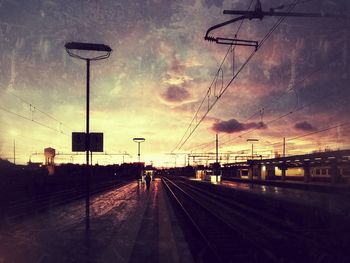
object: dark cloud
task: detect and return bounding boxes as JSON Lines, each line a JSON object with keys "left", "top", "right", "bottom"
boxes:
{"left": 294, "top": 121, "right": 316, "bottom": 132}
{"left": 212, "top": 118, "right": 267, "bottom": 134}
{"left": 161, "top": 86, "right": 190, "bottom": 103}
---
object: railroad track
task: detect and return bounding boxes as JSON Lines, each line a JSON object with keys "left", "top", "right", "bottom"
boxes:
{"left": 162, "top": 177, "right": 350, "bottom": 263}
{"left": 1, "top": 179, "right": 131, "bottom": 221}
{"left": 162, "top": 177, "right": 275, "bottom": 263}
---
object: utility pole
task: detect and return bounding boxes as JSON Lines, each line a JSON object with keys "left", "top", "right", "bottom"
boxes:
{"left": 13, "top": 139, "right": 15, "bottom": 165}
{"left": 247, "top": 139, "right": 259, "bottom": 188}
{"left": 247, "top": 139, "right": 258, "bottom": 160}
{"left": 10, "top": 131, "right": 17, "bottom": 165}
{"left": 216, "top": 133, "right": 219, "bottom": 163}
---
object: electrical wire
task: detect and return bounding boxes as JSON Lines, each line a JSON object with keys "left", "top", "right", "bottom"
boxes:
{"left": 172, "top": 0, "right": 256, "bottom": 153}
{"left": 173, "top": 0, "right": 301, "bottom": 153}
{"left": 217, "top": 81, "right": 350, "bottom": 148}
{"left": 7, "top": 91, "right": 74, "bottom": 131}
{"left": 183, "top": 11, "right": 347, "bottom": 153}
{"left": 0, "top": 106, "right": 68, "bottom": 136}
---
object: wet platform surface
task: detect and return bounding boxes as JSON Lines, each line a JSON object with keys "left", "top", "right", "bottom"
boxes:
{"left": 0, "top": 179, "right": 193, "bottom": 263}
{"left": 219, "top": 179, "right": 350, "bottom": 217}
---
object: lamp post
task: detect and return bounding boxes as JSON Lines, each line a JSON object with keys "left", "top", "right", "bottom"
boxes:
{"left": 133, "top": 138, "right": 145, "bottom": 163}
{"left": 65, "top": 42, "right": 112, "bottom": 232}
{"left": 247, "top": 139, "right": 258, "bottom": 188}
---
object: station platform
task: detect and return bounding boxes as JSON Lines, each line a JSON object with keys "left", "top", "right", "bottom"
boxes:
{"left": 224, "top": 177, "right": 350, "bottom": 194}
{"left": 0, "top": 179, "right": 193, "bottom": 263}
{"left": 219, "top": 179, "right": 350, "bottom": 218}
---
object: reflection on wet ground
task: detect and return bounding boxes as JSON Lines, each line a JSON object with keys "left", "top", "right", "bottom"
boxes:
{"left": 0, "top": 180, "right": 157, "bottom": 263}
{"left": 220, "top": 180, "right": 350, "bottom": 216}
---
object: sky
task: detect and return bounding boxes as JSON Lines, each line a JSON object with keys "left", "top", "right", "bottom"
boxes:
{"left": 0, "top": 0, "right": 349, "bottom": 167}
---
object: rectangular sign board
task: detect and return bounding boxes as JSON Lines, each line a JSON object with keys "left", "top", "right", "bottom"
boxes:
{"left": 72, "top": 132, "right": 86, "bottom": 152}
{"left": 72, "top": 132, "right": 104, "bottom": 152}
{"left": 90, "top": 132, "right": 103, "bottom": 152}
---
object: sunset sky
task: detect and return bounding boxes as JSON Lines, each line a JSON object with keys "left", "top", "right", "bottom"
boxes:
{"left": 0, "top": 0, "right": 349, "bottom": 167}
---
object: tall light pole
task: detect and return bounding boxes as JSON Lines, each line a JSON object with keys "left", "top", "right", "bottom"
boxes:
{"left": 133, "top": 138, "right": 145, "bottom": 162}
{"left": 10, "top": 130, "right": 17, "bottom": 165}
{"left": 13, "top": 138, "right": 15, "bottom": 165}
{"left": 65, "top": 42, "right": 112, "bottom": 232}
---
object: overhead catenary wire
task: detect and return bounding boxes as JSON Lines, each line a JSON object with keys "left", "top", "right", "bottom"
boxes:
{"left": 7, "top": 91, "right": 74, "bottom": 131}
{"left": 173, "top": 0, "right": 302, "bottom": 153}
{"left": 217, "top": 82, "right": 350, "bottom": 148}
{"left": 259, "top": 121, "right": 350, "bottom": 153}
{"left": 182, "top": 0, "right": 257, "bottom": 152}
{"left": 184, "top": 109, "right": 262, "bottom": 152}
{"left": 172, "top": 0, "right": 256, "bottom": 153}
{"left": 0, "top": 127, "right": 71, "bottom": 151}
{"left": 289, "top": 122, "right": 350, "bottom": 142}
{"left": 0, "top": 105, "right": 69, "bottom": 136}
{"left": 184, "top": 22, "right": 348, "bottom": 152}
{"left": 250, "top": 104, "right": 350, "bottom": 155}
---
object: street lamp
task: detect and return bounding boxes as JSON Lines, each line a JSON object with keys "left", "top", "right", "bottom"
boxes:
{"left": 65, "top": 42, "right": 112, "bottom": 232}
{"left": 133, "top": 138, "right": 145, "bottom": 163}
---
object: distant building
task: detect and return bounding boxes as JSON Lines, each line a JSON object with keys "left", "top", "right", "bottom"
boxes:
{"left": 44, "top": 147, "right": 56, "bottom": 175}
{"left": 44, "top": 147, "right": 56, "bottom": 165}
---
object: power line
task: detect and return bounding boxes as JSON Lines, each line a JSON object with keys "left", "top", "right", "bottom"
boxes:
{"left": 172, "top": 0, "right": 256, "bottom": 153}
{"left": 180, "top": 0, "right": 256, "bottom": 152}
{"left": 204, "top": 0, "right": 347, "bottom": 151}
{"left": 0, "top": 105, "right": 69, "bottom": 136}
{"left": 184, "top": 24, "right": 347, "bottom": 152}
{"left": 173, "top": 0, "right": 301, "bottom": 153}
{"left": 7, "top": 91, "right": 74, "bottom": 131}
{"left": 184, "top": 109, "right": 261, "bottom": 152}
{"left": 0, "top": 130, "right": 70, "bottom": 151}
{"left": 288, "top": 122, "right": 350, "bottom": 142}
{"left": 257, "top": 121, "right": 350, "bottom": 157}
{"left": 260, "top": 104, "right": 350, "bottom": 147}
{"left": 218, "top": 83, "right": 350, "bottom": 148}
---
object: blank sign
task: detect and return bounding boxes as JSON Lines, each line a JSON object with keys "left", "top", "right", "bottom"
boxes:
{"left": 90, "top": 133, "right": 103, "bottom": 152}
{"left": 72, "top": 132, "right": 103, "bottom": 152}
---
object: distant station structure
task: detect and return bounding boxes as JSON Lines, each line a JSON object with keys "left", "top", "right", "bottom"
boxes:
{"left": 222, "top": 149, "right": 350, "bottom": 184}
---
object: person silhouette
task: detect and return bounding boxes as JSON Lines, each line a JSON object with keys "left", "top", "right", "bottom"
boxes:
{"left": 145, "top": 173, "right": 151, "bottom": 190}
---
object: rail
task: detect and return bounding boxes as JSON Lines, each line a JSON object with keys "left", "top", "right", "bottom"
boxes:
{"left": 162, "top": 176, "right": 275, "bottom": 262}
{"left": 162, "top": 176, "right": 350, "bottom": 262}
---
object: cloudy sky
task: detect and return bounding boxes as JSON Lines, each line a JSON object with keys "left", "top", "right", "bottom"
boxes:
{"left": 0, "top": 0, "right": 349, "bottom": 166}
